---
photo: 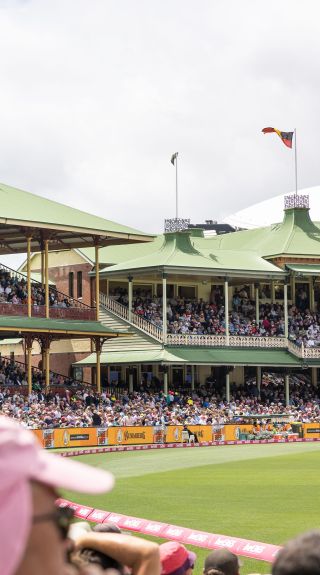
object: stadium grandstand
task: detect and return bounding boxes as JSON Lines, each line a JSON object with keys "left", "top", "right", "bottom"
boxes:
{"left": 2, "top": 185, "right": 320, "bottom": 442}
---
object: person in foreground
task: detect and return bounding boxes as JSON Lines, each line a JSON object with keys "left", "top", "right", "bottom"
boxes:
{"left": 272, "top": 530, "right": 320, "bottom": 575}
{"left": 159, "top": 541, "right": 196, "bottom": 575}
{"left": 70, "top": 523, "right": 160, "bottom": 575}
{"left": 0, "top": 415, "right": 116, "bottom": 575}
{"left": 203, "top": 549, "right": 241, "bottom": 575}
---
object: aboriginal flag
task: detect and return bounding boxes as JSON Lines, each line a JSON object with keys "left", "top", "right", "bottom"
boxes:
{"left": 262, "top": 127, "right": 294, "bottom": 148}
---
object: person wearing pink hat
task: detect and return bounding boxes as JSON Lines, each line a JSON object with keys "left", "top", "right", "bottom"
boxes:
{"left": 159, "top": 541, "right": 196, "bottom": 575}
{"left": 0, "top": 416, "right": 115, "bottom": 575}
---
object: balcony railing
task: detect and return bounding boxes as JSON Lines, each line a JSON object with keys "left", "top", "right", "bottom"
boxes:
{"left": 288, "top": 340, "right": 320, "bottom": 359}
{"left": 100, "top": 293, "right": 163, "bottom": 341}
{"left": 166, "top": 334, "right": 288, "bottom": 348}
{"left": 0, "top": 302, "right": 96, "bottom": 320}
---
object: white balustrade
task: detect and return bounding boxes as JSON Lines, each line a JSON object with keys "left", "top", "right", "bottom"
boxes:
{"left": 99, "top": 293, "right": 163, "bottom": 342}
{"left": 302, "top": 346, "right": 320, "bottom": 359}
{"left": 166, "top": 334, "right": 288, "bottom": 348}
{"left": 287, "top": 340, "right": 304, "bottom": 358}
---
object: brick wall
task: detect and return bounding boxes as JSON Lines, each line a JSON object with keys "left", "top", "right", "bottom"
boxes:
{"left": 33, "top": 263, "right": 93, "bottom": 307}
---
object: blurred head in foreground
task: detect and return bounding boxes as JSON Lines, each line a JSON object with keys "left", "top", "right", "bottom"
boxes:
{"left": 272, "top": 530, "right": 320, "bottom": 575}
{"left": 0, "top": 416, "right": 114, "bottom": 575}
{"left": 203, "top": 549, "right": 241, "bottom": 575}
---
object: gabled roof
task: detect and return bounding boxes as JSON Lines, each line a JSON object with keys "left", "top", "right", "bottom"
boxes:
{"left": 0, "top": 183, "right": 153, "bottom": 253}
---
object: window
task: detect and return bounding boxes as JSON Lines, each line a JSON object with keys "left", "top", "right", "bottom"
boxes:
{"left": 72, "top": 366, "right": 83, "bottom": 382}
{"left": 178, "top": 285, "right": 196, "bottom": 299}
{"left": 69, "top": 272, "right": 74, "bottom": 298}
{"left": 77, "top": 271, "right": 83, "bottom": 298}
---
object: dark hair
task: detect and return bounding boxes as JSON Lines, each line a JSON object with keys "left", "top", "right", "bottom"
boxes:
{"left": 72, "top": 548, "right": 124, "bottom": 572}
{"left": 93, "top": 521, "right": 122, "bottom": 534}
{"left": 272, "top": 531, "right": 320, "bottom": 575}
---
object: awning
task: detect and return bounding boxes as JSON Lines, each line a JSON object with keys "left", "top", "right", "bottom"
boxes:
{"left": 74, "top": 348, "right": 187, "bottom": 366}
{"left": 286, "top": 264, "right": 320, "bottom": 276}
{"left": 74, "top": 347, "right": 302, "bottom": 367}
{"left": 168, "top": 347, "right": 302, "bottom": 367}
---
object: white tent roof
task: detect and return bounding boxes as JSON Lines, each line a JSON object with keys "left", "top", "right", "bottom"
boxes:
{"left": 223, "top": 186, "right": 320, "bottom": 229}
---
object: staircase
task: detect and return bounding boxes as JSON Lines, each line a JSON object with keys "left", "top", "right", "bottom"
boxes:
{"left": 99, "top": 306, "right": 162, "bottom": 353}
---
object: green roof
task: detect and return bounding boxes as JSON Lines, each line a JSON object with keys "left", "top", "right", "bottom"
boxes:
{"left": 286, "top": 264, "right": 320, "bottom": 276}
{"left": 99, "top": 229, "right": 284, "bottom": 277}
{"left": 201, "top": 207, "right": 320, "bottom": 258}
{"left": 169, "top": 347, "right": 302, "bottom": 366}
{"left": 79, "top": 234, "right": 164, "bottom": 265}
{"left": 0, "top": 183, "right": 153, "bottom": 253}
{"left": 0, "top": 316, "right": 130, "bottom": 338}
{"left": 74, "top": 346, "right": 303, "bottom": 366}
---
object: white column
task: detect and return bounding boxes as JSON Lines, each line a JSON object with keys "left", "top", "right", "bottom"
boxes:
{"left": 226, "top": 372, "right": 230, "bottom": 403}
{"left": 255, "top": 284, "right": 259, "bottom": 324}
{"left": 256, "top": 366, "right": 261, "bottom": 397}
{"left": 284, "top": 282, "right": 288, "bottom": 339}
{"left": 224, "top": 279, "right": 229, "bottom": 345}
{"left": 128, "top": 276, "right": 133, "bottom": 322}
{"left": 163, "top": 369, "right": 168, "bottom": 395}
{"left": 285, "top": 373, "right": 290, "bottom": 407}
{"left": 162, "top": 274, "right": 167, "bottom": 342}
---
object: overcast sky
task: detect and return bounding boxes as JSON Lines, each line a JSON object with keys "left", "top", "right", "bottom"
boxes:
{"left": 0, "top": 0, "right": 319, "bottom": 242}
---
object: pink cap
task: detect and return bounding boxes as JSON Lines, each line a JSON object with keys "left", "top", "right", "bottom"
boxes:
{"left": 160, "top": 541, "right": 197, "bottom": 575}
{"left": 0, "top": 416, "right": 115, "bottom": 575}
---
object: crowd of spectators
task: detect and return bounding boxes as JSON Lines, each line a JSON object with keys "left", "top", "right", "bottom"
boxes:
{"left": 1, "top": 358, "right": 320, "bottom": 429}
{"left": 111, "top": 286, "right": 320, "bottom": 347}
{"left": 0, "top": 267, "right": 73, "bottom": 308}
{"left": 2, "top": 405, "right": 319, "bottom": 575}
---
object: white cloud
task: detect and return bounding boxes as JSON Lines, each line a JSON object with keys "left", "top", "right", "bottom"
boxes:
{"left": 0, "top": 0, "right": 318, "bottom": 245}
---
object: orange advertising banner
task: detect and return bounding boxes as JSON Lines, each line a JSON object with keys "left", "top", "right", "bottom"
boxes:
{"left": 107, "top": 426, "right": 154, "bottom": 445}
{"left": 52, "top": 428, "right": 98, "bottom": 449}
{"left": 302, "top": 423, "right": 320, "bottom": 438}
{"left": 32, "top": 423, "right": 256, "bottom": 449}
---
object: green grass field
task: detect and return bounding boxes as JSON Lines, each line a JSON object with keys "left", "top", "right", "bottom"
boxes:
{"left": 62, "top": 443, "right": 320, "bottom": 575}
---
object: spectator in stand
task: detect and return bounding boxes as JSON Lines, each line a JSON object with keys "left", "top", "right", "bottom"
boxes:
{"left": 110, "top": 286, "right": 320, "bottom": 346}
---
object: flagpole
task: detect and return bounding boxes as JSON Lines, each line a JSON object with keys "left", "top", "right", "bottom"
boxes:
{"left": 175, "top": 153, "right": 178, "bottom": 218}
{"left": 294, "top": 128, "right": 298, "bottom": 196}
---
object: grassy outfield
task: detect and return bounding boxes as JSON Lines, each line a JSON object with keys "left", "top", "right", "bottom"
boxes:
{"left": 62, "top": 443, "right": 320, "bottom": 575}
